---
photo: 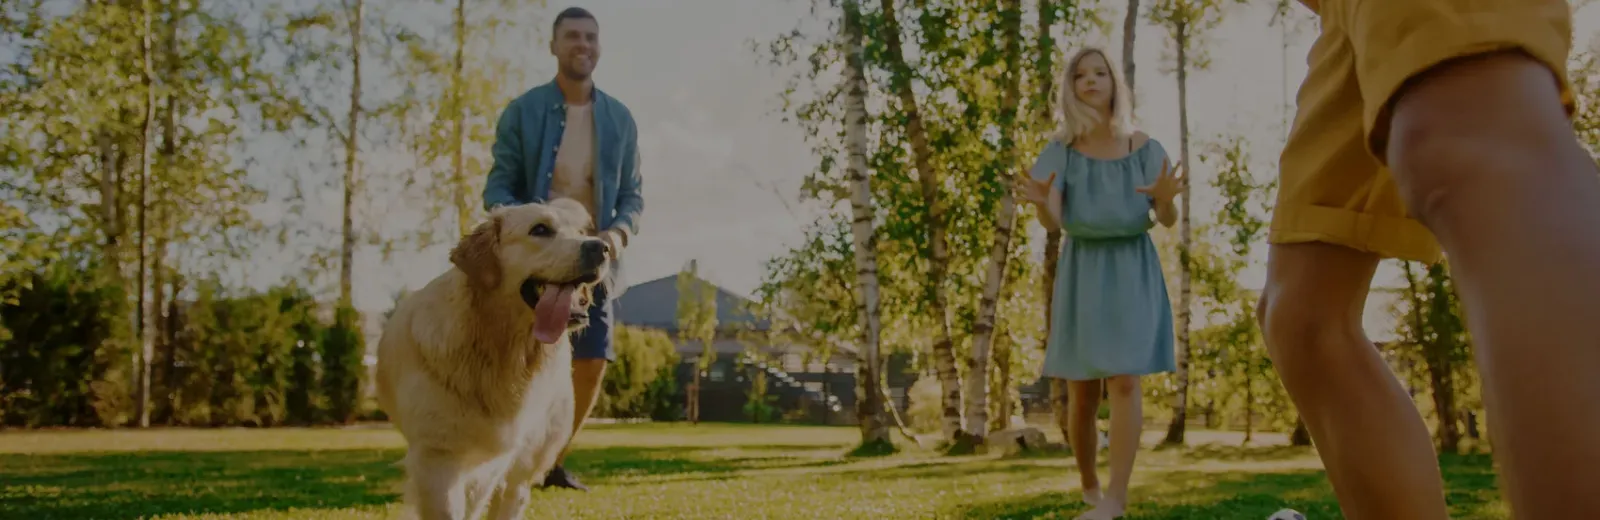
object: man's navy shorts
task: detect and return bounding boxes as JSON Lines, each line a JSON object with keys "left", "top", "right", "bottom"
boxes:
{"left": 572, "top": 283, "right": 614, "bottom": 361}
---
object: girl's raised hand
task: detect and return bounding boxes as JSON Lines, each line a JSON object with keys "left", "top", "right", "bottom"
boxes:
{"left": 1013, "top": 171, "right": 1056, "bottom": 207}
{"left": 1136, "top": 159, "right": 1185, "bottom": 203}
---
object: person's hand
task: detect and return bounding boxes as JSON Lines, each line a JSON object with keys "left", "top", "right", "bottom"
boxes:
{"left": 1013, "top": 171, "right": 1056, "bottom": 207}
{"left": 1136, "top": 159, "right": 1185, "bottom": 203}
{"left": 597, "top": 229, "right": 624, "bottom": 257}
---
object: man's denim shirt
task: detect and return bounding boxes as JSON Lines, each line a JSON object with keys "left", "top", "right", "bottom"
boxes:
{"left": 482, "top": 80, "right": 643, "bottom": 294}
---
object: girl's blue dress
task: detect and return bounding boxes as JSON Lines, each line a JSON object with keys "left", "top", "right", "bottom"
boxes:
{"left": 1033, "top": 137, "right": 1177, "bottom": 381}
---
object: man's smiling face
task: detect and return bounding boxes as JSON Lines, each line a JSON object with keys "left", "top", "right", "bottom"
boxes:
{"left": 551, "top": 16, "right": 600, "bottom": 82}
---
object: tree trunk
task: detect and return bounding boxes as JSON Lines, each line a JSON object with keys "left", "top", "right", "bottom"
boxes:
{"left": 340, "top": 0, "right": 363, "bottom": 306}
{"left": 991, "top": 329, "right": 1014, "bottom": 433}
{"left": 689, "top": 366, "right": 700, "bottom": 424}
{"left": 134, "top": 0, "right": 158, "bottom": 429}
{"left": 966, "top": 0, "right": 1026, "bottom": 442}
{"left": 1406, "top": 263, "right": 1461, "bottom": 453}
{"left": 1163, "top": 18, "right": 1192, "bottom": 446}
{"left": 1121, "top": 0, "right": 1140, "bottom": 109}
{"left": 877, "top": 0, "right": 964, "bottom": 444}
{"left": 1243, "top": 366, "right": 1254, "bottom": 444}
{"left": 97, "top": 131, "right": 121, "bottom": 277}
{"left": 162, "top": 268, "right": 183, "bottom": 424}
{"left": 452, "top": 0, "right": 470, "bottom": 238}
{"left": 1036, "top": 0, "right": 1068, "bottom": 440}
{"left": 1050, "top": 377, "right": 1071, "bottom": 446}
{"left": 152, "top": 0, "right": 179, "bottom": 425}
{"left": 840, "top": 0, "right": 889, "bottom": 447}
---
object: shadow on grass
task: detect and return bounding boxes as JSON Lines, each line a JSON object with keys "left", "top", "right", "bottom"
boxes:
{"left": 0, "top": 443, "right": 856, "bottom": 519}
{"left": 566, "top": 444, "right": 853, "bottom": 484}
{"left": 1167, "top": 443, "right": 1314, "bottom": 462}
{"left": 950, "top": 454, "right": 1505, "bottom": 520}
{"left": 0, "top": 448, "right": 405, "bottom": 520}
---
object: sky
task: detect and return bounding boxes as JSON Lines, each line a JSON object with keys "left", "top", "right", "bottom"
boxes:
{"left": 230, "top": 0, "right": 1600, "bottom": 337}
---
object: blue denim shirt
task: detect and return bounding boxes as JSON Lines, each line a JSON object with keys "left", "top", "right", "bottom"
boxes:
{"left": 482, "top": 80, "right": 643, "bottom": 294}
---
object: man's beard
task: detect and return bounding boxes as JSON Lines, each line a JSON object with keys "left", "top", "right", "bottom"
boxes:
{"left": 559, "top": 64, "right": 591, "bottom": 82}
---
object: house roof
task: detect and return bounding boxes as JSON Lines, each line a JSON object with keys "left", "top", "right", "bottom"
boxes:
{"left": 614, "top": 273, "right": 771, "bottom": 333}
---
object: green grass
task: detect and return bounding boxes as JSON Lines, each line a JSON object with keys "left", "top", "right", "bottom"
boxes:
{"left": 0, "top": 423, "right": 1506, "bottom": 519}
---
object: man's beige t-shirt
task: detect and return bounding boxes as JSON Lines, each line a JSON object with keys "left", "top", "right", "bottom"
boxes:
{"left": 550, "top": 103, "right": 598, "bottom": 223}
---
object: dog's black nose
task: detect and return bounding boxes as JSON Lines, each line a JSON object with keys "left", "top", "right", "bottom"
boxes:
{"left": 581, "top": 239, "right": 609, "bottom": 268}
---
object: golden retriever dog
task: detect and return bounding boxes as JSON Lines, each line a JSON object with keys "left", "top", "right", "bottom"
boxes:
{"left": 376, "top": 198, "right": 611, "bottom": 520}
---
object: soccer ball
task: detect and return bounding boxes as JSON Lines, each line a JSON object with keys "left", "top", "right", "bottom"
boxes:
{"left": 1267, "top": 509, "right": 1307, "bottom": 520}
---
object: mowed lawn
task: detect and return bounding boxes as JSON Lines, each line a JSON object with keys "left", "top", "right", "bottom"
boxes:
{"left": 0, "top": 423, "right": 1506, "bottom": 519}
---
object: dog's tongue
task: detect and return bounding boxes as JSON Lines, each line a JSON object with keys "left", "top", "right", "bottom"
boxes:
{"left": 532, "top": 284, "right": 575, "bottom": 344}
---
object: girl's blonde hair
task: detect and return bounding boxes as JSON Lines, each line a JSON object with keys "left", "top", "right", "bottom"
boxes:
{"left": 1052, "top": 47, "right": 1133, "bottom": 144}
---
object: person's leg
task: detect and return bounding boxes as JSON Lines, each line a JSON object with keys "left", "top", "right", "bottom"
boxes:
{"left": 1259, "top": 243, "right": 1449, "bottom": 519}
{"left": 542, "top": 284, "right": 615, "bottom": 491}
{"left": 1334, "top": 0, "right": 1600, "bottom": 515}
{"left": 1066, "top": 378, "right": 1103, "bottom": 505}
{"left": 1262, "top": 7, "right": 1453, "bottom": 516}
{"left": 1380, "top": 51, "right": 1600, "bottom": 518}
{"left": 1099, "top": 375, "right": 1141, "bottom": 512}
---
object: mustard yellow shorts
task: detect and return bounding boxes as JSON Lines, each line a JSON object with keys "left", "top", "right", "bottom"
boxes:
{"left": 1269, "top": 0, "right": 1574, "bottom": 264}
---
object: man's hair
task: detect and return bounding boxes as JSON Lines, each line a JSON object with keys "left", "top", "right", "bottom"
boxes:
{"left": 552, "top": 7, "right": 596, "bottom": 32}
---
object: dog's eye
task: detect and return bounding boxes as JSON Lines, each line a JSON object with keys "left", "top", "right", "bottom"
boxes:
{"left": 529, "top": 223, "right": 553, "bottom": 237}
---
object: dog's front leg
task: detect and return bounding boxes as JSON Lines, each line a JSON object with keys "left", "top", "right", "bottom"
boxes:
{"left": 484, "top": 453, "right": 540, "bottom": 520}
{"left": 407, "top": 448, "right": 470, "bottom": 520}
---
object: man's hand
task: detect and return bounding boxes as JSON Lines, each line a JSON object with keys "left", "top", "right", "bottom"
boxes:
{"left": 597, "top": 229, "right": 625, "bottom": 257}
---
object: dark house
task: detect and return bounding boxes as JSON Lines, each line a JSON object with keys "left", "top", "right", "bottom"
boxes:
{"left": 615, "top": 272, "right": 911, "bottom": 425}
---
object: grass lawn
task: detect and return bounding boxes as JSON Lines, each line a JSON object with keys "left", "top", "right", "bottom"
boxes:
{"left": 0, "top": 423, "right": 1505, "bottom": 519}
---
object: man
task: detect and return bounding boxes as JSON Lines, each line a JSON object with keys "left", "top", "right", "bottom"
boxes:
{"left": 482, "top": 6, "right": 642, "bottom": 492}
{"left": 1259, "top": 0, "right": 1600, "bottom": 518}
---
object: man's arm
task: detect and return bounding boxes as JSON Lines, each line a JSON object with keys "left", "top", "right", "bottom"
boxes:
{"left": 607, "top": 117, "right": 643, "bottom": 248}
{"left": 483, "top": 99, "right": 533, "bottom": 211}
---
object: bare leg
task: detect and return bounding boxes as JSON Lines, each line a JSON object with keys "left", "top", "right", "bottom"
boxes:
{"left": 561, "top": 358, "right": 607, "bottom": 462}
{"left": 1066, "top": 378, "right": 1103, "bottom": 505}
{"left": 1258, "top": 242, "right": 1449, "bottom": 519}
{"left": 406, "top": 448, "right": 468, "bottom": 520}
{"left": 1101, "top": 375, "right": 1142, "bottom": 512}
{"left": 543, "top": 358, "right": 606, "bottom": 490}
{"left": 1384, "top": 50, "right": 1600, "bottom": 518}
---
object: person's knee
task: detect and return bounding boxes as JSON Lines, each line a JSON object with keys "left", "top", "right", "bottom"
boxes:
{"left": 1105, "top": 376, "right": 1138, "bottom": 400}
{"left": 1069, "top": 383, "right": 1100, "bottom": 415}
{"left": 1385, "top": 51, "right": 1575, "bottom": 226}
{"left": 1259, "top": 245, "right": 1373, "bottom": 378}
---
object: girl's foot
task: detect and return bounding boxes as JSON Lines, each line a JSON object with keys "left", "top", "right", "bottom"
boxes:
{"left": 1081, "top": 487, "right": 1102, "bottom": 507}
{"left": 1074, "top": 501, "right": 1125, "bottom": 520}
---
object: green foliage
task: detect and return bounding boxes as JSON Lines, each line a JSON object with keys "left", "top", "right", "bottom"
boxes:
{"left": 676, "top": 262, "right": 720, "bottom": 369}
{"left": 905, "top": 375, "right": 943, "bottom": 433}
{"left": 377, "top": 0, "right": 544, "bottom": 244}
{"left": 1145, "top": 0, "right": 1248, "bottom": 71}
{"left": 755, "top": 0, "right": 1084, "bottom": 391}
{"left": 0, "top": 256, "right": 128, "bottom": 427}
{"left": 320, "top": 304, "right": 365, "bottom": 424}
{"left": 597, "top": 325, "right": 682, "bottom": 421}
{"left": 744, "top": 370, "right": 780, "bottom": 423}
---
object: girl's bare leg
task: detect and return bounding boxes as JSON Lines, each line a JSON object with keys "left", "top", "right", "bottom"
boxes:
{"left": 1101, "top": 375, "right": 1142, "bottom": 511}
{"left": 1066, "top": 378, "right": 1104, "bottom": 505}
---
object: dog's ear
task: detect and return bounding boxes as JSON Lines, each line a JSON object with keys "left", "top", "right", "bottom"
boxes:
{"left": 450, "top": 215, "right": 502, "bottom": 292}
